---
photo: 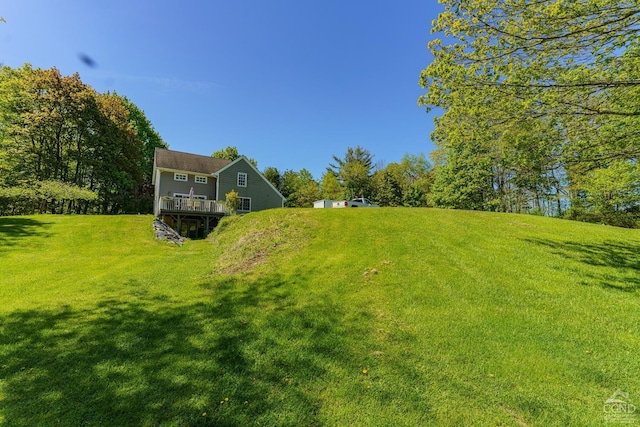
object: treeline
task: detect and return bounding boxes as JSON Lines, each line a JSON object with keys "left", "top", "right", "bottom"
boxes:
{"left": 0, "top": 64, "right": 167, "bottom": 215}
{"left": 419, "top": 0, "right": 640, "bottom": 228}
{"left": 254, "top": 146, "right": 433, "bottom": 208}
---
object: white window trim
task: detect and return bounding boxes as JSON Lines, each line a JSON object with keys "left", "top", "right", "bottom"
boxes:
{"left": 174, "top": 173, "right": 188, "bottom": 182}
{"left": 194, "top": 176, "right": 208, "bottom": 184}
{"left": 237, "top": 172, "right": 247, "bottom": 187}
{"left": 238, "top": 197, "right": 251, "bottom": 212}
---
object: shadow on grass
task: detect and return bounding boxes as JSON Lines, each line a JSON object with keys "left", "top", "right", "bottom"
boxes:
{"left": 0, "top": 274, "right": 351, "bottom": 426}
{"left": 526, "top": 238, "right": 640, "bottom": 292}
{"left": 0, "top": 217, "right": 52, "bottom": 251}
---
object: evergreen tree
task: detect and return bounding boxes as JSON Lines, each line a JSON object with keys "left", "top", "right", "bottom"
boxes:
{"left": 328, "top": 146, "right": 374, "bottom": 199}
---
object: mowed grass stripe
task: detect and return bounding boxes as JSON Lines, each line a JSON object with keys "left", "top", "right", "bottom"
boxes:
{"left": 0, "top": 209, "right": 639, "bottom": 426}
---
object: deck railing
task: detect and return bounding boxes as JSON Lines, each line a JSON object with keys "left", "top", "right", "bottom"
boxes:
{"left": 159, "top": 197, "right": 228, "bottom": 215}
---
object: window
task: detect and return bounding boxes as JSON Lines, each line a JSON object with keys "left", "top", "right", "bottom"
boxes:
{"left": 238, "top": 197, "right": 251, "bottom": 212}
{"left": 237, "top": 172, "right": 247, "bottom": 187}
{"left": 195, "top": 176, "right": 208, "bottom": 184}
{"left": 174, "top": 173, "right": 188, "bottom": 182}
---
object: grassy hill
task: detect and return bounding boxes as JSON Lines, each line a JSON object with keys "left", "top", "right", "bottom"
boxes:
{"left": 1, "top": 209, "right": 639, "bottom": 426}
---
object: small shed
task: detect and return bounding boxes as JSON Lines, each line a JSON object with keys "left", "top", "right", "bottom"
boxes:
{"left": 313, "top": 200, "right": 335, "bottom": 208}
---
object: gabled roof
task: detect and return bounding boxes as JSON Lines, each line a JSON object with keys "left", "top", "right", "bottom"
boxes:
{"left": 153, "top": 148, "right": 285, "bottom": 205}
{"left": 216, "top": 156, "right": 286, "bottom": 203}
{"left": 154, "top": 148, "right": 232, "bottom": 175}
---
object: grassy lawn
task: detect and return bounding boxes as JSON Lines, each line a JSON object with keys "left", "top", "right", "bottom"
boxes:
{"left": 1, "top": 209, "right": 639, "bottom": 426}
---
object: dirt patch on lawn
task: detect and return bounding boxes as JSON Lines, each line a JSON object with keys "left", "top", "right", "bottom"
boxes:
{"left": 208, "top": 210, "right": 316, "bottom": 275}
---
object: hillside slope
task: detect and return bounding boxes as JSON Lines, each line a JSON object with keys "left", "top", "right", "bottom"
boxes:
{"left": 1, "top": 209, "right": 639, "bottom": 426}
{"left": 206, "top": 208, "right": 640, "bottom": 425}
{"left": 211, "top": 207, "right": 640, "bottom": 295}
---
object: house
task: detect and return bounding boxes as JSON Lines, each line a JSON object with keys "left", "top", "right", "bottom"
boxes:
{"left": 152, "top": 148, "right": 285, "bottom": 238}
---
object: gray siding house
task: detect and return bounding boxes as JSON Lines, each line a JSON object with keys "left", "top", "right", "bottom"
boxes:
{"left": 152, "top": 148, "right": 285, "bottom": 237}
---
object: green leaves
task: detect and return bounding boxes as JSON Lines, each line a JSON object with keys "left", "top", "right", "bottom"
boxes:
{"left": 0, "top": 181, "right": 97, "bottom": 215}
{"left": 420, "top": 0, "right": 640, "bottom": 225}
{"left": 280, "top": 168, "right": 320, "bottom": 208}
{"left": 0, "top": 65, "right": 162, "bottom": 214}
{"left": 211, "top": 146, "right": 258, "bottom": 168}
{"left": 328, "top": 146, "right": 375, "bottom": 200}
{"left": 224, "top": 189, "right": 241, "bottom": 214}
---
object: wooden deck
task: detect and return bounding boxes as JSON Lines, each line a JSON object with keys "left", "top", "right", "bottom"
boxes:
{"left": 158, "top": 197, "right": 228, "bottom": 215}
{"left": 157, "top": 197, "right": 229, "bottom": 239}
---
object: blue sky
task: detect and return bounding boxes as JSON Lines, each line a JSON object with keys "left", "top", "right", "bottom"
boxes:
{"left": 1, "top": 1, "right": 441, "bottom": 179}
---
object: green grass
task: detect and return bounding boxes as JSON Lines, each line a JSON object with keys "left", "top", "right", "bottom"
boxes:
{"left": 1, "top": 209, "right": 639, "bottom": 426}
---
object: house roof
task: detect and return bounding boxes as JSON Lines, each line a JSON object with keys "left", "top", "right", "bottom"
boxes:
{"left": 153, "top": 148, "right": 285, "bottom": 205}
{"left": 154, "top": 148, "right": 232, "bottom": 175}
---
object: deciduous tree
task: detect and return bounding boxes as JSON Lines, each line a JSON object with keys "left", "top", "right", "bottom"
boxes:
{"left": 0, "top": 64, "right": 161, "bottom": 214}
{"left": 281, "top": 168, "right": 320, "bottom": 207}
{"left": 211, "top": 146, "right": 257, "bottom": 168}
{"left": 320, "top": 171, "right": 343, "bottom": 200}
{"left": 116, "top": 94, "right": 168, "bottom": 212}
{"left": 262, "top": 166, "right": 282, "bottom": 191}
{"left": 419, "top": 0, "right": 640, "bottom": 225}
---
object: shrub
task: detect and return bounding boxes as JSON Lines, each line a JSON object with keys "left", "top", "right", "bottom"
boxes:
{"left": 225, "top": 189, "right": 240, "bottom": 215}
